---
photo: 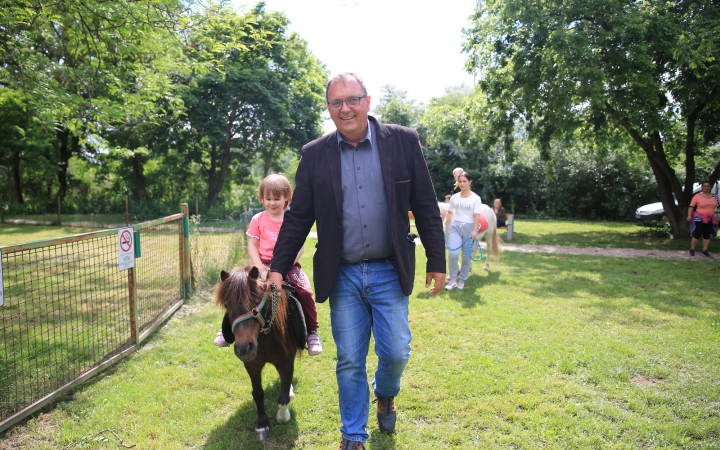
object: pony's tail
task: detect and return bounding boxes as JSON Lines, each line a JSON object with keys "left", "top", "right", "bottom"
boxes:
{"left": 491, "top": 227, "right": 502, "bottom": 261}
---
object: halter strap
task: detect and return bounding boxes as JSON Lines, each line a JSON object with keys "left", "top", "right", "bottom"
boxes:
{"left": 231, "top": 293, "right": 268, "bottom": 332}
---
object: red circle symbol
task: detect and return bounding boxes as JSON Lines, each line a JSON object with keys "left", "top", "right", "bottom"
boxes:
{"left": 120, "top": 230, "right": 133, "bottom": 252}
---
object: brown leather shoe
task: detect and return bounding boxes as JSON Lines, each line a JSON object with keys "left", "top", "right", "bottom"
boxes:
{"left": 338, "top": 438, "right": 365, "bottom": 449}
{"left": 376, "top": 396, "right": 397, "bottom": 432}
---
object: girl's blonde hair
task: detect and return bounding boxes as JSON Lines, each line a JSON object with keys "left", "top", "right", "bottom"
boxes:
{"left": 259, "top": 174, "right": 293, "bottom": 208}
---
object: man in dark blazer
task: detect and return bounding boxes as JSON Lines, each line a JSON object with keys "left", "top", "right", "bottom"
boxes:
{"left": 267, "top": 72, "right": 445, "bottom": 450}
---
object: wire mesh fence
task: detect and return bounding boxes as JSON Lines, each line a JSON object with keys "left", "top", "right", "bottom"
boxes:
{"left": 0, "top": 214, "right": 187, "bottom": 433}
{"left": 0, "top": 232, "right": 132, "bottom": 425}
{"left": 133, "top": 217, "right": 186, "bottom": 336}
{"left": 188, "top": 211, "right": 259, "bottom": 288}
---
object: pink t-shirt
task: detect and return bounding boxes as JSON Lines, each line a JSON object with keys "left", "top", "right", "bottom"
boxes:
{"left": 690, "top": 193, "right": 720, "bottom": 217}
{"left": 246, "top": 211, "right": 283, "bottom": 261}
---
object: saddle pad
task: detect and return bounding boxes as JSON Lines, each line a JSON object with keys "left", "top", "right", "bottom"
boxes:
{"left": 286, "top": 290, "right": 308, "bottom": 350}
{"left": 477, "top": 213, "right": 489, "bottom": 233}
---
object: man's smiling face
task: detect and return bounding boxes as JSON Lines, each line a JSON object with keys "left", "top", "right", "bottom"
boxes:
{"left": 326, "top": 78, "right": 371, "bottom": 146}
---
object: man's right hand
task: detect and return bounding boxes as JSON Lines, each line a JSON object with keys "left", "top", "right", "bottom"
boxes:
{"left": 266, "top": 271, "right": 284, "bottom": 294}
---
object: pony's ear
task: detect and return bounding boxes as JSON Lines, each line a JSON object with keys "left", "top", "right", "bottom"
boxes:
{"left": 248, "top": 266, "right": 260, "bottom": 280}
{"left": 221, "top": 313, "right": 234, "bottom": 344}
{"left": 220, "top": 270, "right": 230, "bottom": 281}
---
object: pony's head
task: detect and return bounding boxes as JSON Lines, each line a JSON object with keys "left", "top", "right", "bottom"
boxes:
{"left": 213, "top": 265, "right": 290, "bottom": 360}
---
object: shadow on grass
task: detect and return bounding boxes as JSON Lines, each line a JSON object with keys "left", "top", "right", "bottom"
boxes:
{"left": 368, "top": 429, "right": 396, "bottom": 449}
{"left": 415, "top": 270, "right": 500, "bottom": 308}
{"left": 202, "top": 380, "right": 299, "bottom": 450}
{"left": 502, "top": 252, "right": 720, "bottom": 322}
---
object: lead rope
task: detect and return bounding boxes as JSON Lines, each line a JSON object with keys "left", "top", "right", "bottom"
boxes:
{"left": 444, "top": 230, "right": 484, "bottom": 262}
{"left": 260, "top": 284, "right": 281, "bottom": 334}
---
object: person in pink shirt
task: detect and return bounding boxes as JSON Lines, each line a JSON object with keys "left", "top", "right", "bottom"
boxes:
{"left": 214, "top": 174, "right": 323, "bottom": 355}
{"left": 687, "top": 180, "right": 720, "bottom": 257}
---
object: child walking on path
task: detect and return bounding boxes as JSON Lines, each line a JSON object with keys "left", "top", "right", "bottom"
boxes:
{"left": 213, "top": 174, "right": 323, "bottom": 355}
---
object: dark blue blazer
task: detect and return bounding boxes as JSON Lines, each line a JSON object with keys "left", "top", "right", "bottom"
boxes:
{"left": 270, "top": 116, "right": 446, "bottom": 303}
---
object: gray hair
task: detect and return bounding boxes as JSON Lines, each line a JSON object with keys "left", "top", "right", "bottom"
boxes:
{"left": 325, "top": 72, "right": 368, "bottom": 102}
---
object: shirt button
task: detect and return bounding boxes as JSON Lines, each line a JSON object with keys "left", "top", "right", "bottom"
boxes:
{"left": 365, "top": 244, "right": 369, "bottom": 248}
{"left": 359, "top": 186, "right": 362, "bottom": 189}
{"left": 361, "top": 205, "right": 365, "bottom": 208}
{"left": 364, "top": 225, "right": 367, "bottom": 228}
{"left": 357, "top": 167, "right": 360, "bottom": 170}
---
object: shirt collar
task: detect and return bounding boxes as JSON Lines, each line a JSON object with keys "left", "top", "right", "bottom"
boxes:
{"left": 337, "top": 120, "right": 372, "bottom": 149}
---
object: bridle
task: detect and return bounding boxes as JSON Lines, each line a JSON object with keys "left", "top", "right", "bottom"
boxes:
{"left": 231, "top": 284, "right": 281, "bottom": 335}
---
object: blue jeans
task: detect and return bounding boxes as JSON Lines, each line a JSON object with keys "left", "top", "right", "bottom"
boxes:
{"left": 448, "top": 221, "right": 475, "bottom": 281}
{"left": 329, "top": 260, "right": 412, "bottom": 443}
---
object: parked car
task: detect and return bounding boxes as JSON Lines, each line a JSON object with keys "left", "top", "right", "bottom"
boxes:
{"left": 635, "top": 182, "right": 719, "bottom": 223}
{"left": 635, "top": 201, "right": 667, "bottom": 223}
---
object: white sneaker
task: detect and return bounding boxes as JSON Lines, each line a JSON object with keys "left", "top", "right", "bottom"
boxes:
{"left": 457, "top": 280, "right": 465, "bottom": 290}
{"left": 445, "top": 279, "right": 457, "bottom": 290}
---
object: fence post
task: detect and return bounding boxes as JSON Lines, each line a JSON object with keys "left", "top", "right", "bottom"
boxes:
{"left": 243, "top": 206, "right": 247, "bottom": 233}
{"left": 128, "top": 266, "right": 138, "bottom": 345}
{"left": 181, "top": 203, "right": 191, "bottom": 299}
{"left": 506, "top": 214, "right": 514, "bottom": 241}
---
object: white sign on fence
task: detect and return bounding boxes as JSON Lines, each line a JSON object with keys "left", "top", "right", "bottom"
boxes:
{"left": 0, "top": 250, "right": 4, "bottom": 307}
{"left": 118, "top": 228, "right": 135, "bottom": 271}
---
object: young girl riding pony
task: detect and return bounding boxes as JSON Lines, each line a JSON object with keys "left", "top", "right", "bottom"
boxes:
{"left": 213, "top": 174, "right": 323, "bottom": 355}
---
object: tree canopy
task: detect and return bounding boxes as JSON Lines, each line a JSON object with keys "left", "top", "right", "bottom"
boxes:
{"left": 463, "top": 0, "right": 720, "bottom": 236}
{"left": 0, "top": 1, "right": 327, "bottom": 218}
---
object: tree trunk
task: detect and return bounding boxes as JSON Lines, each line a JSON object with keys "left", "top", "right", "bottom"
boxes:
{"left": 615, "top": 114, "right": 689, "bottom": 238}
{"left": 263, "top": 141, "right": 278, "bottom": 177}
{"left": 11, "top": 156, "right": 24, "bottom": 203}
{"left": 132, "top": 153, "right": 148, "bottom": 202}
{"left": 207, "top": 117, "right": 235, "bottom": 208}
{"left": 55, "top": 127, "right": 79, "bottom": 201}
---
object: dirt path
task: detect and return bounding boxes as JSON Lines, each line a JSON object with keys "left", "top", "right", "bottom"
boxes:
{"left": 495, "top": 243, "right": 716, "bottom": 262}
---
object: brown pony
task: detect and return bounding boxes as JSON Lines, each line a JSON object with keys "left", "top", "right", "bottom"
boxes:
{"left": 214, "top": 265, "right": 302, "bottom": 440}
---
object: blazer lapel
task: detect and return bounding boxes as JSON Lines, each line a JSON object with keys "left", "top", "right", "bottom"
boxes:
{"left": 374, "top": 117, "right": 395, "bottom": 208}
{"left": 324, "top": 132, "right": 343, "bottom": 219}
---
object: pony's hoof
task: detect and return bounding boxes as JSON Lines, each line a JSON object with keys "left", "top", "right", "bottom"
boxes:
{"left": 276, "top": 404, "right": 291, "bottom": 423}
{"left": 483, "top": 266, "right": 490, "bottom": 272}
{"left": 289, "top": 384, "right": 295, "bottom": 400}
{"left": 255, "top": 426, "right": 270, "bottom": 440}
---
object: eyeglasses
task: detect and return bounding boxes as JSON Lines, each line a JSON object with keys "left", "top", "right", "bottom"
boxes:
{"left": 327, "top": 96, "right": 367, "bottom": 110}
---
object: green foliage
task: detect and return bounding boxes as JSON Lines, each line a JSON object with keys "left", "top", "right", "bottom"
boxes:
{"left": 478, "top": 140, "right": 658, "bottom": 221}
{"left": 374, "top": 85, "right": 425, "bottom": 128}
{"left": 419, "top": 85, "right": 657, "bottom": 219}
{"left": 175, "top": 3, "right": 326, "bottom": 209}
{"left": 0, "top": 89, "right": 55, "bottom": 205}
{"left": 0, "top": 1, "right": 326, "bottom": 221}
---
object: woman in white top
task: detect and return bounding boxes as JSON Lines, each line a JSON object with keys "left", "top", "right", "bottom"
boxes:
{"left": 443, "top": 172, "right": 483, "bottom": 290}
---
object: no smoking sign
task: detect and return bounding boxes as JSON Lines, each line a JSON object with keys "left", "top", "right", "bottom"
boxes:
{"left": 118, "top": 228, "right": 135, "bottom": 271}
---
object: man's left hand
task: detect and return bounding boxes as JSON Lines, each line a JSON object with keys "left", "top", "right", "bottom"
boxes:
{"left": 426, "top": 272, "right": 446, "bottom": 294}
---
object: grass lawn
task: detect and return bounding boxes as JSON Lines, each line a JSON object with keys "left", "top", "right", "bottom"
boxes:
{"left": 499, "top": 218, "right": 693, "bottom": 251}
{"left": 2, "top": 240, "right": 718, "bottom": 449}
{"left": 0, "top": 224, "right": 104, "bottom": 247}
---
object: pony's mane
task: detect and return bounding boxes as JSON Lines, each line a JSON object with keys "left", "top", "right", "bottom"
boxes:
{"left": 213, "top": 265, "right": 292, "bottom": 353}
